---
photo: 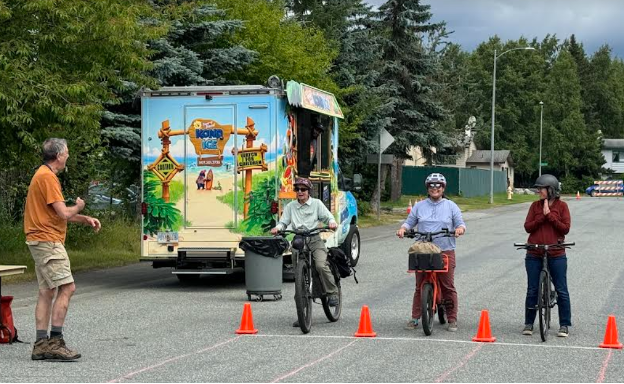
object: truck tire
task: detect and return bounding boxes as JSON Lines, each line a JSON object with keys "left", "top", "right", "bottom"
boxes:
{"left": 341, "top": 225, "right": 361, "bottom": 267}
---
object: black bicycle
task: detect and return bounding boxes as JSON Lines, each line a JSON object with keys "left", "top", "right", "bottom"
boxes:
{"left": 514, "top": 241, "right": 575, "bottom": 341}
{"left": 403, "top": 228, "right": 454, "bottom": 336}
{"left": 278, "top": 228, "right": 341, "bottom": 334}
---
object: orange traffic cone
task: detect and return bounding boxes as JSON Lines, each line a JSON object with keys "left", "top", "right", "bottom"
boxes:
{"left": 576, "top": 191, "right": 581, "bottom": 200}
{"left": 235, "top": 303, "right": 258, "bottom": 334}
{"left": 407, "top": 200, "right": 413, "bottom": 214}
{"left": 472, "top": 310, "right": 496, "bottom": 342}
{"left": 354, "top": 305, "right": 377, "bottom": 337}
{"left": 599, "top": 315, "right": 623, "bottom": 349}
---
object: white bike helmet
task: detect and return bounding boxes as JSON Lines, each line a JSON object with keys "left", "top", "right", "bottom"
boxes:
{"left": 425, "top": 173, "right": 447, "bottom": 187}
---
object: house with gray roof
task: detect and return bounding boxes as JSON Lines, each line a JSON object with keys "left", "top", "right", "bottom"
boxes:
{"left": 464, "top": 149, "right": 514, "bottom": 188}
{"left": 602, "top": 139, "right": 624, "bottom": 174}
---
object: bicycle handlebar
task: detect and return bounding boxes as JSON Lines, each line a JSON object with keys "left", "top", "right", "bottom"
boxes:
{"left": 404, "top": 228, "right": 453, "bottom": 240}
{"left": 514, "top": 242, "right": 575, "bottom": 250}
{"left": 276, "top": 227, "right": 334, "bottom": 237}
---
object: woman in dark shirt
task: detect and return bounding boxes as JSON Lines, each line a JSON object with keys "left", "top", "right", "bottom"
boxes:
{"left": 523, "top": 174, "right": 571, "bottom": 337}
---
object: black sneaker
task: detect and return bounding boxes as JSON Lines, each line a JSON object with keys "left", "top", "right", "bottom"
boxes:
{"left": 557, "top": 326, "right": 569, "bottom": 337}
{"left": 327, "top": 295, "right": 339, "bottom": 307}
{"left": 522, "top": 324, "right": 533, "bottom": 335}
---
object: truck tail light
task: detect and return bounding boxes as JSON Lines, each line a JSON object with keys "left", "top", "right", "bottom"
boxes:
{"left": 270, "top": 200, "right": 278, "bottom": 214}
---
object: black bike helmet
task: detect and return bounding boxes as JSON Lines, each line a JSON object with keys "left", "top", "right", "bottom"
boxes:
{"left": 533, "top": 174, "right": 560, "bottom": 198}
{"left": 291, "top": 235, "right": 305, "bottom": 251}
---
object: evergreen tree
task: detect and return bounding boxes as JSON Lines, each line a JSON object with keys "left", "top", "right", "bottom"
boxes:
{"left": 101, "top": 1, "right": 257, "bottom": 202}
{"left": 373, "top": 0, "right": 449, "bottom": 157}
{"left": 543, "top": 50, "right": 603, "bottom": 189}
{"left": 584, "top": 45, "right": 623, "bottom": 138}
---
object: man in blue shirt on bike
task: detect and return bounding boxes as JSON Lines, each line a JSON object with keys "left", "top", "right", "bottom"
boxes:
{"left": 271, "top": 178, "right": 339, "bottom": 324}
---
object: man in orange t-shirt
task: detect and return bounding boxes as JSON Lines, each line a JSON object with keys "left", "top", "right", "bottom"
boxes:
{"left": 24, "top": 138, "right": 101, "bottom": 361}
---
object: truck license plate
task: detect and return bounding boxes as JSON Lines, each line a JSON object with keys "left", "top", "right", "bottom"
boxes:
{"left": 157, "top": 231, "right": 178, "bottom": 244}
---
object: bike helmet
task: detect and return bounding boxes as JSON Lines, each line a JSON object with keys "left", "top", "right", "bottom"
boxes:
{"left": 294, "top": 177, "right": 313, "bottom": 191}
{"left": 425, "top": 173, "right": 447, "bottom": 187}
{"left": 533, "top": 174, "right": 560, "bottom": 198}
{"left": 291, "top": 235, "right": 305, "bottom": 251}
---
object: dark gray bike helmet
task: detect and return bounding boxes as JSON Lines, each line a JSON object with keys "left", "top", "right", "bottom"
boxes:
{"left": 533, "top": 174, "right": 560, "bottom": 198}
{"left": 291, "top": 235, "right": 305, "bottom": 251}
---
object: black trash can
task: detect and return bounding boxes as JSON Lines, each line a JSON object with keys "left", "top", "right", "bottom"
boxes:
{"left": 239, "top": 236, "right": 289, "bottom": 301}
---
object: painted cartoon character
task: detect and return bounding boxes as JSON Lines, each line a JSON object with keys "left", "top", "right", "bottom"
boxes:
{"left": 281, "top": 114, "right": 297, "bottom": 193}
{"left": 196, "top": 170, "right": 206, "bottom": 190}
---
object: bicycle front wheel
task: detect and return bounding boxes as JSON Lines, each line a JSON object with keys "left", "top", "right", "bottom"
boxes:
{"left": 295, "top": 261, "right": 313, "bottom": 334}
{"left": 538, "top": 270, "right": 550, "bottom": 342}
{"left": 421, "top": 283, "right": 434, "bottom": 336}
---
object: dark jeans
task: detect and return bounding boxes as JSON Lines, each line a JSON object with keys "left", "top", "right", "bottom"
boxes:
{"left": 525, "top": 255, "right": 571, "bottom": 327}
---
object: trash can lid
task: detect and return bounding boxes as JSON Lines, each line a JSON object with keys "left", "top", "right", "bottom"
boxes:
{"left": 239, "top": 236, "right": 289, "bottom": 258}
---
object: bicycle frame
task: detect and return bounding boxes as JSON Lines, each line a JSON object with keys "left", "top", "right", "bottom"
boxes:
{"left": 514, "top": 241, "right": 574, "bottom": 341}
{"left": 410, "top": 255, "right": 448, "bottom": 309}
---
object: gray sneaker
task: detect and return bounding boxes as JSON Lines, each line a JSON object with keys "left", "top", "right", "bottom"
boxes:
{"left": 557, "top": 326, "right": 569, "bottom": 337}
{"left": 404, "top": 319, "right": 419, "bottom": 330}
{"left": 447, "top": 321, "right": 458, "bottom": 332}
{"left": 522, "top": 324, "right": 533, "bottom": 336}
{"left": 327, "top": 295, "right": 339, "bottom": 307}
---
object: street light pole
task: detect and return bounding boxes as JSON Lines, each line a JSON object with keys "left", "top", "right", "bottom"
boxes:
{"left": 490, "top": 49, "right": 497, "bottom": 205}
{"left": 539, "top": 101, "right": 544, "bottom": 177}
{"left": 489, "top": 46, "right": 536, "bottom": 204}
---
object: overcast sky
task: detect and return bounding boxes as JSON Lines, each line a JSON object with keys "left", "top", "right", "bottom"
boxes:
{"left": 365, "top": 0, "right": 624, "bottom": 58}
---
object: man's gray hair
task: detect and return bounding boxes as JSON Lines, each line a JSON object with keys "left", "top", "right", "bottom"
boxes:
{"left": 42, "top": 138, "right": 68, "bottom": 163}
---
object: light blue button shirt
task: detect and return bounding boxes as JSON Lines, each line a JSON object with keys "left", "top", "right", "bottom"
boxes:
{"left": 401, "top": 198, "right": 466, "bottom": 251}
{"left": 276, "top": 197, "right": 337, "bottom": 231}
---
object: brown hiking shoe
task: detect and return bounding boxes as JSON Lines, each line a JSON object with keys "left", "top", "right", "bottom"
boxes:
{"left": 32, "top": 338, "right": 51, "bottom": 360}
{"left": 46, "top": 337, "right": 81, "bottom": 360}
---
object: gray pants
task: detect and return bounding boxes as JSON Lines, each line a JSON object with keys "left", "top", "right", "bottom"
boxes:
{"left": 293, "top": 235, "right": 338, "bottom": 296}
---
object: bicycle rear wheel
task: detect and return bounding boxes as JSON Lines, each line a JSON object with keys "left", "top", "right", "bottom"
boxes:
{"left": 322, "top": 263, "right": 342, "bottom": 322}
{"left": 295, "top": 261, "right": 313, "bottom": 334}
{"left": 538, "top": 270, "right": 550, "bottom": 342}
{"left": 421, "top": 283, "right": 434, "bottom": 336}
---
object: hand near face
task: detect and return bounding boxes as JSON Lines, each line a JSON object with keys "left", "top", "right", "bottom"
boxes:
{"left": 543, "top": 199, "right": 550, "bottom": 216}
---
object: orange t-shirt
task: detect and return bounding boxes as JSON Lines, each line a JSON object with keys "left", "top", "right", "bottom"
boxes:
{"left": 24, "top": 165, "right": 67, "bottom": 243}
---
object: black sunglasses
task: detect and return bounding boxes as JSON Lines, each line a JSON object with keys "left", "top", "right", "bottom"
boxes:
{"left": 294, "top": 187, "right": 309, "bottom": 192}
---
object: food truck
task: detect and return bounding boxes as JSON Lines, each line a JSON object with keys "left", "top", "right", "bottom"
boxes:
{"left": 140, "top": 77, "right": 362, "bottom": 281}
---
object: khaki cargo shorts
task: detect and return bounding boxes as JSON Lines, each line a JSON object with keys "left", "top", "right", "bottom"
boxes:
{"left": 26, "top": 241, "right": 74, "bottom": 290}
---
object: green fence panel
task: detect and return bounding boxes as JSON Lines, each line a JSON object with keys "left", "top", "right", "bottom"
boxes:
{"left": 402, "top": 167, "right": 459, "bottom": 195}
{"left": 458, "top": 168, "right": 506, "bottom": 197}
{"left": 402, "top": 166, "right": 507, "bottom": 197}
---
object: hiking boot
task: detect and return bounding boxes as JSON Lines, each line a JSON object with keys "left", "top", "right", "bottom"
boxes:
{"left": 32, "top": 338, "right": 51, "bottom": 360}
{"left": 557, "top": 326, "right": 569, "bottom": 337}
{"left": 404, "top": 319, "right": 419, "bottom": 330}
{"left": 447, "top": 321, "right": 458, "bottom": 332}
{"left": 522, "top": 324, "right": 533, "bottom": 336}
{"left": 46, "top": 337, "right": 81, "bottom": 360}
{"left": 327, "top": 295, "right": 339, "bottom": 307}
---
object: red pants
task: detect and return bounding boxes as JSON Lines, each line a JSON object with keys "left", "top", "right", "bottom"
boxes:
{"left": 411, "top": 251, "right": 457, "bottom": 322}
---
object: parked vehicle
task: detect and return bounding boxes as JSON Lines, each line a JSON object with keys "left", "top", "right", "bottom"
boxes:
{"left": 585, "top": 182, "right": 624, "bottom": 196}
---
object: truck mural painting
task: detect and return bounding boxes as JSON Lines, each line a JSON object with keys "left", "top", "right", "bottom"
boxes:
{"left": 141, "top": 79, "right": 361, "bottom": 281}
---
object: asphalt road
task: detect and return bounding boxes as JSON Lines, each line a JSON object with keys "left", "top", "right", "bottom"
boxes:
{"left": 1, "top": 197, "right": 623, "bottom": 382}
